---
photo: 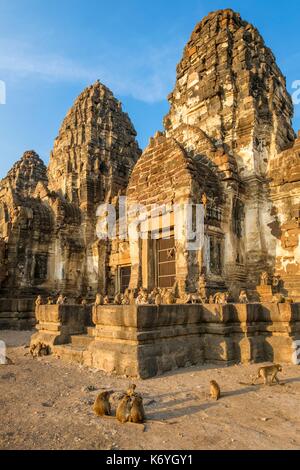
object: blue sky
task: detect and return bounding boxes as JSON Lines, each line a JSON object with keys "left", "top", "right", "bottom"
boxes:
{"left": 1, "top": 0, "right": 300, "bottom": 179}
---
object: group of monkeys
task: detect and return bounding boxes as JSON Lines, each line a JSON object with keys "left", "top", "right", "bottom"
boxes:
{"left": 35, "top": 294, "right": 88, "bottom": 307}
{"left": 35, "top": 287, "right": 292, "bottom": 310}
{"left": 93, "top": 384, "right": 145, "bottom": 424}
{"left": 95, "top": 287, "right": 177, "bottom": 307}
{"left": 93, "top": 364, "right": 283, "bottom": 426}
{"left": 95, "top": 288, "right": 246, "bottom": 307}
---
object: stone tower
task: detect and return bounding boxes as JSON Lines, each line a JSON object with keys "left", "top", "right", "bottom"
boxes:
{"left": 48, "top": 81, "right": 141, "bottom": 211}
{"left": 164, "top": 9, "right": 295, "bottom": 169}
{"left": 161, "top": 9, "right": 296, "bottom": 293}
{"left": 47, "top": 81, "right": 141, "bottom": 295}
{"left": 0, "top": 81, "right": 141, "bottom": 301}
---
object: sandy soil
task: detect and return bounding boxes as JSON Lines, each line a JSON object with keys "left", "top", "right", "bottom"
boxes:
{"left": 1, "top": 330, "right": 300, "bottom": 450}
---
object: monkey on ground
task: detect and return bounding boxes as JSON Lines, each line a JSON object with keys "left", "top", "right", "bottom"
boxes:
{"left": 253, "top": 364, "right": 282, "bottom": 386}
{"left": 30, "top": 342, "right": 50, "bottom": 358}
{"left": 93, "top": 391, "right": 111, "bottom": 417}
{"left": 126, "top": 383, "right": 137, "bottom": 396}
{"left": 116, "top": 395, "right": 132, "bottom": 423}
{"left": 129, "top": 395, "right": 145, "bottom": 424}
{"left": 210, "top": 380, "right": 221, "bottom": 400}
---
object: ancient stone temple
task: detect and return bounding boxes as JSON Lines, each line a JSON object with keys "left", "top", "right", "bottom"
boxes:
{"left": 1, "top": 9, "right": 300, "bottom": 342}
{"left": 0, "top": 83, "right": 141, "bottom": 327}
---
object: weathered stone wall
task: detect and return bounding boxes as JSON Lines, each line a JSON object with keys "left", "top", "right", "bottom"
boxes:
{"left": 125, "top": 131, "right": 226, "bottom": 296}
{"left": 89, "top": 304, "right": 300, "bottom": 378}
{"left": 269, "top": 134, "right": 300, "bottom": 298}
{"left": 0, "top": 298, "right": 35, "bottom": 330}
{"left": 0, "top": 151, "right": 53, "bottom": 295}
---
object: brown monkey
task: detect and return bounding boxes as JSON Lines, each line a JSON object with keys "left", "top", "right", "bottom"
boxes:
{"left": 126, "top": 383, "right": 137, "bottom": 396}
{"left": 210, "top": 380, "right": 221, "bottom": 400}
{"left": 93, "top": 391, "right": 111, "bottom": 417}
{"left": 30, "top": 342, "right": 50, "bottom": 358}
{"left": 116, "top": 395, "right": 132, "bottom": 423}
{"left": 29, "top": 343, "right": 37, "bottom": 357}
{"left": 253, "top": 364, "right": 282, "bottom": 385}
{"left": 129, "top": 395, "right": 145, "bottom": 424}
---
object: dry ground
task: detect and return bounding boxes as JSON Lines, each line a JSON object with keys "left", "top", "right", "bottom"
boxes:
{"left": 1, "top": 330, "right": 300, "bottom": 450}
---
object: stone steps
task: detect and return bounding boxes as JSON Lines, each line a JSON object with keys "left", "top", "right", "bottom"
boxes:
{"left": 52, "top": 328, "right": 96, "bottom": 366}
{"left": 53, "top": 343, "right": 93, "bottom": 367}
{"left": 70, "top": 334, "right": 94, "bottom": 349}
{"left": 87, "top": 327, "right": 96, "bottom": 337}
{"left": 53, "top": 344, "right": 86, "bottom": 365}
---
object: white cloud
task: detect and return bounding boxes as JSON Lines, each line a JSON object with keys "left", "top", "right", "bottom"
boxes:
{"left": 0, "top": 38, "right": 182, "bottom": 103}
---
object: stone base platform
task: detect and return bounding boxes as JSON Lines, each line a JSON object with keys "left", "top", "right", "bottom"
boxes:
{"left": 30, "top": 304, "right": 93, "bottom": 347}
{"left": 31, "top": 303, "right": 300, "bottom": 379}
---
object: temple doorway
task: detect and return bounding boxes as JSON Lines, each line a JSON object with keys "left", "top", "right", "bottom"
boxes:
{"left": 156, "top": 236, "right": 176, "bottom": 288}
{"left": 119, "top": 265, "right": 131, "bottom": 293}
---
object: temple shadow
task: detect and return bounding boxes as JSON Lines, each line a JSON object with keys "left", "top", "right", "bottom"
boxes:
{"left": 146, "top": 401, "right": 218, "bottom": 421}
{"left": 221, "top": 385, "right": 260, "bottom": 397}
{"left": 149, "top": 362, "right": 230, "bottom": 380}
{"left": 280, "top": 376, "right": 300, "bottom": 385}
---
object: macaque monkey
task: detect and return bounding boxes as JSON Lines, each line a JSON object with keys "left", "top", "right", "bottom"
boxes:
{"left": 210, "top": 380, "right": 221, "bottom": 400}
{"left": 126, "top": 383, "right": 137, "bottom": 396}
{"left": 116, "top": 395, "right": 132, "bottom": 423}
{"left": 56, "top": 294, "right": 67, "bottom": 305}
{"left": 30, "top": 342, "right": 50, "bottom": 358}
{"left": 239, "top": 290, "right": 249, "bottom": 304}
{"left": 93, "top": 391, "right": 111, "bottom": 416}
{"left": 95, "top": 293, "right": 104, "bottom": 306}
{"left": 114, "top": 292, "right": 122, "bottom": 305}
{"left": 129, "top": 395, "right": 145, "bottom": 424}
{"left": 35, "top": 295, "right": 43, "bottom": 307}
{"left": 253, "top": 364, "right": 282, "bottom": 386}
{"left": 165, "top": 290, "right": 176, "bottom": 305}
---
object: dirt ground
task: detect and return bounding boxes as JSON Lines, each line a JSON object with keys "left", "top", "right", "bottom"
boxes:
{"left": 1, "top": 330, "right": 300, "bottom": 450}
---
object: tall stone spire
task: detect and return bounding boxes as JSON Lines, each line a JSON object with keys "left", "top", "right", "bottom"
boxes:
{"left": 2, "top": 150, "right": 47, "bottom": 198}
{"left": 48, "top": 80, "right": 141, "bottom": 212}
{"left": 164, "top": 9, "right": 295, "bottom": 179}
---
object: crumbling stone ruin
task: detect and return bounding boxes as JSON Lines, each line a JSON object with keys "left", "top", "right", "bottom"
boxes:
{"left": 2, "top": 8, "right": 300, "bottom": 375}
